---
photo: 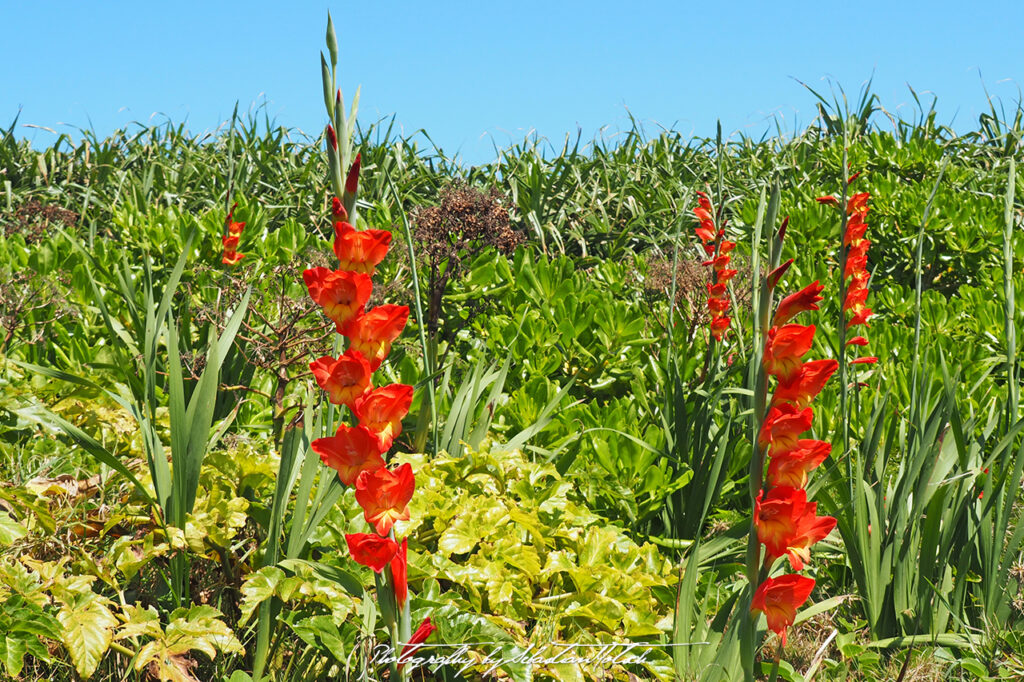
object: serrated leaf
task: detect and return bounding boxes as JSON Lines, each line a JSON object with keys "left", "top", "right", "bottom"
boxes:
{"left": 0, "top": 514, "right": 26, "bottom": 545}
{"left": 58, "top": 594, "right": 117, "bottom": 678}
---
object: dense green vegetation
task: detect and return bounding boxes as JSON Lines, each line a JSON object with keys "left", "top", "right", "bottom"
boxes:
{"left": 1, "top": 89, "right": 1023, "bottom": 681}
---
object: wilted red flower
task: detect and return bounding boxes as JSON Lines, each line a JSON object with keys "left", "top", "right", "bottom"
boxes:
{"left": 758, "top": 404, "right": 814, "bottom": 452}
{"left": 767, "top": 439, "right": 832, "bottom": 489}
{"left": 764, "top": 324, "right": 817, "bottom": 381}
{"left": 773, "top": 281, "right": 824, "bottom": 326}
{"left": 391, "top": 538, "right": 408, "bottom": 609}
{"left": 346, "top": 305, "right": 410, "bottom": 370}
{"left": 345, "top": 533, "right": 399, "bottom": 572}
{"left": 333, "top": 222, "right": 392, "bottom": 275}
{"left": 312, "top": 423, "right": 386, "bottom": 486}
{"left": 751, "top": 574, "right": 815, "bottom": 646}
{"left": 310, "top": 350, "right": 372, "bottom": 407}
{"left": 771, "top": 359, "right": 838, "bottom": 408}
{"left": 303, "top": 267, "right": 373, "bottom": 333}
{"left": 354, "top": 463, "right": 415, "bottom": 536}
{"left": 353, "top": 384, "right": 414, "bottom": 453}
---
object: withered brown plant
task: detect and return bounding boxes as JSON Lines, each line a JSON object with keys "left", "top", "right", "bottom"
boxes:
{"left": 412, "top": 182, "right": 522, "bottom": 339}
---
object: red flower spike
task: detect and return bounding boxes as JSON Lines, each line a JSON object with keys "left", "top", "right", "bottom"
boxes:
{"left": 345, "top": 153, "right": 361, "bottom": 194}
{"left": 222, "top": 251, "right": 245, "bottom": 266}
{"left": 694, "top": 206, "right": 714, "bottom": 224}
{"left": 353, "top": 384, "right": 415, "bottom": 453}
{"left": 758, "top": 404, "right": 814, "bottom": 452}
{"left": 846, "top": 336, "right": 869, "bottom": 347}
{"left": 326, "top": 124, "right": 338, "bottom": 151}
{"left": 843, "top": 216, "right": 867, "bottom": 246}
{"left": 333, "top": 222, "right": 392, "bottom": 275}
{"left": 310, "top": 351, "right": 372, "bottom": 407}
{"left": 771, "top": 359, "right": 838, "bottom": 408}
{"left": 850, "top": 356, "right": 878, "bottom": 365}
{"left": 751, "top": 575, "right": 816, "bottom": 646}
{"left": 391, "top": 538, "right": 408, "bottom": 609}
{"left": 773, "top": 281, "right": 824, "bottom": 326}
{"left": 767, "top": 439, "right": 832, "bottom": 488}
{"left": 222, "top": 235, "right": 240, "bottom": 250}
{"left": 312, "top": 424, "right": 386, "bottom": 486}
{"left": 843, "top": 286, "right": 869, "bottom": 312}
{"left": 354, "top": 463, "right": 415, "bottom": 536}
{"left": 710, "top": 315, "right": 730, "bottom": 342}
{"left": 398, "top": 617, "right": 437, "bottom": 670}
{"left": 347, "top": 305, "right": 410, "bottom": 370}
{"left": 707, "top": 282, "right": 728, "bottom": 297}
{"left": 764, "top": 324, "right": 817, "bottom": 381}
{"left": 345, "top": 533, "right": 399, "bottom": 572}
{"left": 766, "top": 259, "right": 795, "bottom": 292}
{"left": 303, "top": 267, "right": 373, "bottom": 333}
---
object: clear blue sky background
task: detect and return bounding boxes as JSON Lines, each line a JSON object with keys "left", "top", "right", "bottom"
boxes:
{"left": 3, "top": 1, "right": 1022, "bottom": 166}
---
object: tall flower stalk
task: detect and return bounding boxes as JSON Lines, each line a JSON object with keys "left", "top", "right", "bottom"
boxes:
{"left": 740, "top": 211, "right": 836, "bottom": 679}
{"left": 304, "top": 16, "right": 433, "bottom": 679}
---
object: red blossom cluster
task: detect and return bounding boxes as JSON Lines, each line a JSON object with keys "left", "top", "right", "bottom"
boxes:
{"left": 693, "top": 190, "right": 737, "bottom": 341}
{"left": 304, "top": 166, "right": 435, "bottom": 659}
{"left": 222, "top": 202, "right": 246, "bottom": 266}
{"left": 750, "top": 271, "right": 837, "bottom": 646}
{"left": 818, "top": 178, "right": 877, "bottom": 364}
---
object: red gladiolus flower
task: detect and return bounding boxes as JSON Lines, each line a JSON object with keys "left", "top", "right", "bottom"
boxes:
{"left": 346, "top": 305, "right": 410, "bottom": 370}
{"left": 354, "top": 463, "right": 415, "bottom": 536}
{"left": 696, "top": 224, "right": 716, "bottom": 243}
{"left": 756, "top": 487, "right": 832, "bottom": 567}
{"left": 303, "top": 267, "right": 373, "bottom": 333}
{"left": 696, "top": 191, "right": 712, "bottom": 211}
{"left": 850, "top": 356, "right": 878, "bottom": 365}
{"left": 847, "top": 192, "right": 870, "bottom": 217}
{"left": 310, "top": 350, "right": 372, "bottom": 407}
{"left": 694, "top": 206, "right": 714, "bottom": 224}
{"left": 708, "top": 296, "right": 730, "bottom": 315}
{"left": 758, "top": 404, "right": 814, "bottom": 452}
{"left": 843, "top": 217, "right": 867, "bottom": 246}
{"left": 846, "top": 307, "right": 873, "bottom": 328}
{"left": 392, "top": 538, "right": 408, "bottom": 609}
{"left": 843, "top": 286, "right": 869, "bottom": 311}
{"left": 716, "top": 268, "right": 738, "bottom": 284}
{"left": 707, "top": 282, "right": 728, "bottom": 297}
{"left": 771, "top": 359, "right": 838, "bottom": 408}
{"left": 221, "top": 235, "right": 245, "bottom": 265}
{"left": 312, "top": 423, "right": 386, "bottom": 486}
{"left": 345, "top": 533, "right": 399, "bottom": 572}
{"left": 710, "top": 315, "right": 730, "bottom": 342}
{"left": 720, "top": 240, "right": 736, "bottom": 254}
{"left": 398, "top": 617, "right": 437, "bottom": 669}
{"left": 767, "top": 439, "right": 832, "bottom": 489}
{"left": 764, "top": 325, "right": 817, "bottom": 381}
{"left": 333, "top": 222, "right": 392, "bottom": 275}
{"left": 755, "top": 486, "right": 836, "bottom": 570}
{"left": 353, "top": 384, "right": 414, "bottom": 453}
{"left": 751, "top": 575, "right": 815, "bottom": 646}
{"left": 222, "top": 251, "right": 245, "bottom": 266}
{"left": 773, "top": 281, "right": 824, "bottom": 326}
{"left": 702, "top": 254, "right": 731, "bottom": 271}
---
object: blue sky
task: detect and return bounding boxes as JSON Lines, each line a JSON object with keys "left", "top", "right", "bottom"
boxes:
{"left": 3, "top": 1, "right": 1022, "bottom": 165}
